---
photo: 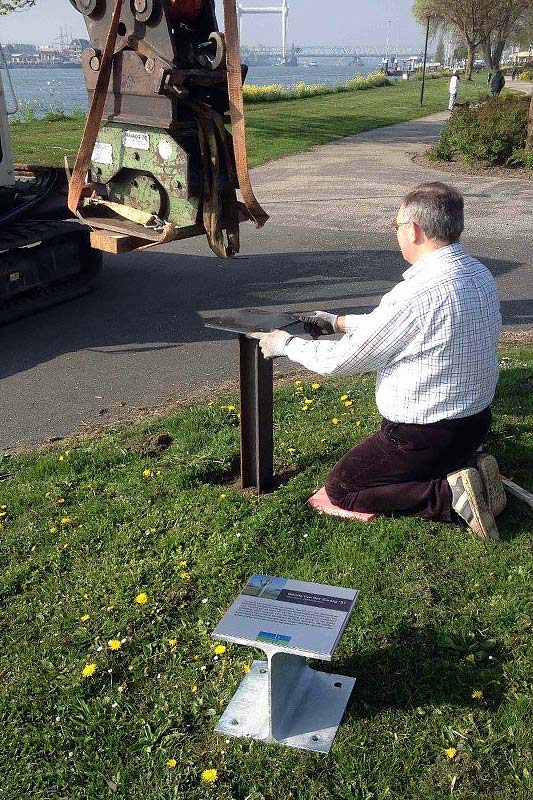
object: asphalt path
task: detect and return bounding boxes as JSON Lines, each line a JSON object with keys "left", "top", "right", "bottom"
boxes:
{"left": 1, "top": 109, "right": 532, "bottom": 450}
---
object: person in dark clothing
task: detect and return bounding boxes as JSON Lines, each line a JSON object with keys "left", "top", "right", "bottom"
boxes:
{"left": 487, "top": 71, "right": 492, "bottom": 85}
{"left": 490, "top": 69, "right": 505, "bottom": 96}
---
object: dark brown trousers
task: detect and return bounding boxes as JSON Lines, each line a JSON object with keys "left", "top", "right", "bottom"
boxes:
{"left": 325, "top": 408, "right": 492, "bottom": 521}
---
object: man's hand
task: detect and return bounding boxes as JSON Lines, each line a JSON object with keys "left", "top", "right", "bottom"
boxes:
{"left": 249, "top": 330, "right": 292, "bottom": 359}
{"left": 298, "top": 310, "right": 338, "bottom": 339}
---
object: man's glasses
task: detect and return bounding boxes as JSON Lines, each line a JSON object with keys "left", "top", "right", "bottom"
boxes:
{"left": 393, "top": 220, "right": 410, "bottom": 231}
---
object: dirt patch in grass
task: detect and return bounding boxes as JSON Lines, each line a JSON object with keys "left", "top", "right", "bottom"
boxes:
{"left": 413, "top": 151, "right": 532, "bottom": 180}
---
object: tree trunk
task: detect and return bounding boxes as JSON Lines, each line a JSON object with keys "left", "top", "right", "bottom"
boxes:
{"left": 493, "top": 37, "right": 506, "bottom": 69}
{"left": 481, "top": 36, "right": 494, "bottom": 71}
{"left": 527, "top": 92, "right": 533, "bottom": 151}
{"left": 465, "top": 42, "right": 475, "bottom": 80}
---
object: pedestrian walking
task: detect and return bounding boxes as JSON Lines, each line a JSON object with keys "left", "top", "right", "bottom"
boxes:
{"left": 490, "top": 68, "right": 505, "bottom": 97}
{"left": 512, "top": 67, "right": 519, "bottom": 80}
{"left": 487, "top": 71, "right": 492, "bottom": 85}
{"left": 448, "top": 71, "right": 459, "bottom": 110}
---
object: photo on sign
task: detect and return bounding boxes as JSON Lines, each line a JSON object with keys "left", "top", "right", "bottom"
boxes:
{"left": 241, "top": 574, "right": 287, "bottom": 600}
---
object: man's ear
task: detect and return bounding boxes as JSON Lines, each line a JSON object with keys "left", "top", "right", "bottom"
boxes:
{"left": 408, "top": 222, "right": 420, "bottom": 244}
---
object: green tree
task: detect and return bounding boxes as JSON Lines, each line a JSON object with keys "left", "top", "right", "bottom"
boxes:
{"left": 434, "top": 36, "right": 445, "bottom": 65}
{"left": 480, "top": 1, "right": 532, "bottom": 70}
{"left": 413, "top": 0, "right": 492, "bottom": 79}
{"left": 0, "top": 1, "right": 35, "bottom": 14}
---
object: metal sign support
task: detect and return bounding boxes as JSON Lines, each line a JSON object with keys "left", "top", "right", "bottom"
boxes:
{"left": 239, "top": 334, "right": 274, "bottom": 493}
{"left": 215, "top": 647, "right": 356, "bottom": 754}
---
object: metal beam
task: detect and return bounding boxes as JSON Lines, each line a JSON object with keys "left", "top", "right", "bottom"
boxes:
{"left": 239, "top": 334, "right": 274, "bottom": 493}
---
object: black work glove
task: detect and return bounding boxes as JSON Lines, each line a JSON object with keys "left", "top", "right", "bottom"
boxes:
{"left": 298, "top": 310, "right": 338, "bottom": 339}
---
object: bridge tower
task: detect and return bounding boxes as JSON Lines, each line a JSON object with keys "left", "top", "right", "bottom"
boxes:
{"left": 237, "top": 0, "right": 289, "bottom": 64}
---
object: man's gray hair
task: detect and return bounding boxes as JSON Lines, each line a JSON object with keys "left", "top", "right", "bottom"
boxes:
{"left": 401, "top": 182, "right": 464, "bottom": 243}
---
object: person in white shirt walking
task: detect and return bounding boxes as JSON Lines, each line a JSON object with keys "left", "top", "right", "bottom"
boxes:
{"left": 251, "top": 182, "right": 505, "bottom": 540}
{"left": 448, "top": 71, "right": 459, "bottom": 110}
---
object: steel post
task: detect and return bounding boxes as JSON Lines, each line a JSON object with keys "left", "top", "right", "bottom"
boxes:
{"left": 239, "top": 334, "right": 274, "bottom": 493}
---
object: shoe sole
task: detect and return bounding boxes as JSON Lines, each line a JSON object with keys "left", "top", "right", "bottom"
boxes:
{"left": 461, "top": 469, "right": 500, "bottom": 541}
{"left": 477, "top": 454, "right": 507, "bottom": 517}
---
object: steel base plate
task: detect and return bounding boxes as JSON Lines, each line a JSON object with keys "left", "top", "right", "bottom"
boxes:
{"left": 215, "top": 660, "right": 355, "bottom": 753}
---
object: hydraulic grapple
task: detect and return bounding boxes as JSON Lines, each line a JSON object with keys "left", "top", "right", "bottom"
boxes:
{"left": 69, "top": 0, "right": 267, "bottom": 256}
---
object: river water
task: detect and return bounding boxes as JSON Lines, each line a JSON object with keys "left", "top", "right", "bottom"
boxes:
{"left": 7, "top": 60, "right": 384, "bottom": 119}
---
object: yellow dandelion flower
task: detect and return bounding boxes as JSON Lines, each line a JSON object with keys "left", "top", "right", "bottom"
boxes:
{"left": 287, "top": 448, "right": 296, "bottom": 455}
{"left": 343, "top": 400, "right": 353, "bottom": 407}
{"left": 466, "top": 653, "right": 475, "bottom": 663}
{"left": 57, "top": 498, "right": 65, "bottom": 504}
{"left": 303, "top": 398, "right": 313, "bottom": 405}
{"left": 80, "top": 614, "right": 90, "bottom": 622}
{"left": 168, "top": 638, "right": 178, "bottom": 647}
{"left": 179, "top": 560, "right": 187, "bottom": 567}
{"left": 82, "top": 663, "right": 97, "bottom": 678}
{"left": 142, "top": 469, "right": 152, "bottom": 478}
{"left": 0, "top": 504, "right": 6, "bottom": 510}
{"left": 472, "top": 690, "right": 483, "bottom": 699}
{"left": 444, "top": 747, "right": 457, "bottom": 759}
{"left": 167, "top": 758, "right": 177, "bottom": 769}
{"left": 226, "top": 405, "right": 236, "bottom": 412}
{"left": 60, "top": 517, "right": 72, "bottom": 525}
{"left": 294, "top": 380, "right": 302, "bottom": 386}
{"left": 219, "top": 493, "right": 227, "bottom": 500}
{"left": 213, "top": 644, "right": 227, "bottom": 655}
{"left": 191, "top": 684, "right": 198, "bottom": 693}
{"left": 355, "top": 420, "right": 361, "bottom": 427}
{"left": 311, "top": 383, "right": 321, "bottom": 390}
{"left": 201, "top": 769, "right": 218, "bottom": 784}
{"left": 0, "top": 511, "right": 7, "bottom": 518}
{"left": 108, "top": 639, "right": 121, "bottom": 651}
{"left": 58, "top": 455, "right": 65, "bottom": 462}
{"left": 135, "top": 592, "right": 148, "bottom": 605}
{"left": 243, "top": 664, "right": 250, "bottom": 673}
{"left": 340, "top": 394, "right": 349, "bottom": 401}
{"left": 331, "top": 418, "right": 340, "bottom": 425}
{"left": 179, "top": 572, "right": 190, "bottom": 580}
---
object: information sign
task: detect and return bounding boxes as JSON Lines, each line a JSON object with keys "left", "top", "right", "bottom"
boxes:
{"left": 213, "top": 574, "right": 359, "bottom": 659}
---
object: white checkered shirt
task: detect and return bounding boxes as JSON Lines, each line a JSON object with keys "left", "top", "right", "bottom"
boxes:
{"left": 284, "top": 243, "right": 502, "bottom": 423}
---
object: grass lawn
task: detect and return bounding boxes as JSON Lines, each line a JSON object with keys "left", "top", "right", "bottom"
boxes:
{"left": 10, "top": 75, "right": 489, "bottom": 168}
{"left": 0, "top": 347, "right": 531, "bottom": 800}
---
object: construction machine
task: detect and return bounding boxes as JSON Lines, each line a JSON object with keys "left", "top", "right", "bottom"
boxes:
{"left": 0, "top": 0, "right": 267, "bottom": 324}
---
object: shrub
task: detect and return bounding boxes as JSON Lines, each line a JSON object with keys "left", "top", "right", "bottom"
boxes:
{"left": 507, "top": 149, "right": 533, "bottom": 170}
{"left": 519, "top": 69, "right": 533, "bottom": 81}
{"left": 427, "top": 94, "right": 529, "bottom": 165}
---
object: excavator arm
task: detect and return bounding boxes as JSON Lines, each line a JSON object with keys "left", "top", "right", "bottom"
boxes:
{"left": 68, "top": 0, "right": 267, "bottom": 256}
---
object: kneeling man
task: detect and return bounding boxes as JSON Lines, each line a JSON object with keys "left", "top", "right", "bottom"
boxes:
{"left": 253, "top": 182, "right": 504, "bottom": 540}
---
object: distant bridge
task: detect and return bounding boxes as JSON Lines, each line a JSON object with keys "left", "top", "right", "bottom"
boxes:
{"left": 240, "top": 45, "right": 424, "bottom": 65}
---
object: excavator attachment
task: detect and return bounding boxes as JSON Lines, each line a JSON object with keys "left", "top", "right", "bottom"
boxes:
{"left": 69, "top": 0, "right": 268, "bottom": 256}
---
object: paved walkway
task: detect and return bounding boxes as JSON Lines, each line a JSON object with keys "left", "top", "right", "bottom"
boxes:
{"left": 1, "top": 97, "right": 532, "bottom": 449}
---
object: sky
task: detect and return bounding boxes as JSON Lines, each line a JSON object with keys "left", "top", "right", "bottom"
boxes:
{"left": 0, "top": 0, "right": 426, "bottom": 48}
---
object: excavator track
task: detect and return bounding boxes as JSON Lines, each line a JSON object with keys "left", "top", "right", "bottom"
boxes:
{"left": 0, "top": 219, "right": 102, "bottom": 325}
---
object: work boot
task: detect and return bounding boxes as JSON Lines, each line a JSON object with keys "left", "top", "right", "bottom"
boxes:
{"left": 447, "top": 468, "right": 499, "bottom": 541}
{"left": 476, "top": 453, "right": 507, "bottom": 517}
